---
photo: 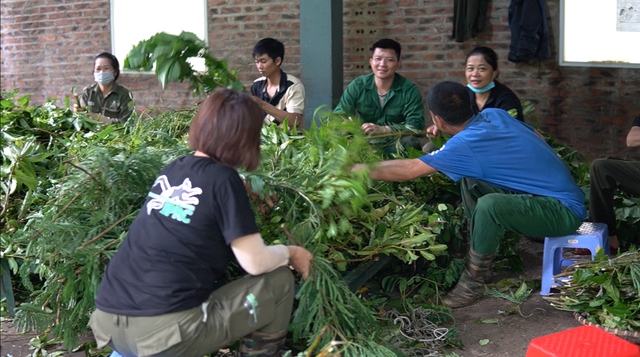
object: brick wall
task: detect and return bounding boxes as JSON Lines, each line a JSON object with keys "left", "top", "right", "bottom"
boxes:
{"left": 2, "top": 0, "right": 639, "bottom": 159}
{"left": 1, "top": 0, "right": 198, "bottom": 111}
{"left": 207, "top": 0, "right": 302, "bottom": 89}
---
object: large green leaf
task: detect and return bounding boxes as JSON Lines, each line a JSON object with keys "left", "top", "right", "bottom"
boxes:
{"left": 123, "top": 31, "right": 243, "bottom": 95}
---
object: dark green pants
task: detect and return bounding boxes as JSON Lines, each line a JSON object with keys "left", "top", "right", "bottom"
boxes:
{"left": 589, "top": 158, "right": 640, "bottom": 236}
{"left": 461, "top": 179, "right": 582, "bottom": 254}
{"left": 90, "top": 267, "right": 294, "bottom": 357}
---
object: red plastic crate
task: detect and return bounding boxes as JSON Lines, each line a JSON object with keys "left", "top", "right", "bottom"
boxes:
{"left": 526, "top": 326, "right": 640, "bottom": 357}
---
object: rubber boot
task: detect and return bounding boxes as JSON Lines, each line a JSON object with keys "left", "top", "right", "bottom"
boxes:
{"left": 443, "top": 248, "right": 494, "bottom": 308}
{"left": 485, "top": 260, "right": 494, "bottom": 283}
{"left": 239, "top": 330, "right": 287, "bottom": 357}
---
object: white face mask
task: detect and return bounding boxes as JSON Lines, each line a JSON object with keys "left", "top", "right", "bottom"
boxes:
{"left": 94, "top": 71, "right": 115, "bottom": 85}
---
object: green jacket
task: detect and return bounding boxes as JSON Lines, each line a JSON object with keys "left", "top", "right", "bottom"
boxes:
{"left": 334, "top": 73, "right": 425, "bottom": 131}
{"left": 79, "top": 82, "right": 134, "bottom": 123}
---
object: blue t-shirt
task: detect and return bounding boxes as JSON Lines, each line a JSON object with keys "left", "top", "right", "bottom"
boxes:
{"left": 419, "top": 109, "right": 587, "bottom": 220}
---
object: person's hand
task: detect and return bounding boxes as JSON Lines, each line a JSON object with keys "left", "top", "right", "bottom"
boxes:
{"left": 73, "top": 104, "right": 85, "bottom": 113}
{"left": 361, "top": 123, "right": 391, "bottom": 135}
{"left": 287, "top": 245, "right": 313, "bottom": 280}
{"left": 244, "top": 180, "right": 277, "bottom": 214}
{"left": 350, "top": 163, "right": 368, "bottom": 173}
{"left": 86, "top": 112, "right": 112, "bottom": 124}
{"left": 426, "top": 124, "right": 439, "bottom": 138}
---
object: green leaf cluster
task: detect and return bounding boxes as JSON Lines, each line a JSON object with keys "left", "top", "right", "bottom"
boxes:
{"left": 1, "top": 94, "right": 460, "bottom": 354}
{"left": 544, "top": 250, "right": 640, "bottom": 332}
{"left": 242, "top": 115, "right": 461, "bottom": 354}
{"left": 2, "top": 91, "right": 192, "bottom": 348}
{"left": 123, "top": 31, "right": 244, "bottom": 95}
{"left": 486, "top": 279, "right": 532, "bottom": 304}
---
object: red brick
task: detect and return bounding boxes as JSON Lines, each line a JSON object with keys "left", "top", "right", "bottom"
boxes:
{"left": 37, "top": 35, "right": 55, "bottom": 42}
{"left": 244, "top": 23, "right": 265, "bottom": 30}
{"left": 47, "top": 11, "right": 67, "bottom": 19}
{"left": 220, "top": 7, "right": 241, "bottom": 14}
{"left": 80, "top": 9, "right": 104, "bottom": 17}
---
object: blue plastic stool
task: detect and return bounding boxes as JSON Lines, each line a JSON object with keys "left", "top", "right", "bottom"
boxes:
{"left": 540, "top": 222, "right": 609, "bottom": 296}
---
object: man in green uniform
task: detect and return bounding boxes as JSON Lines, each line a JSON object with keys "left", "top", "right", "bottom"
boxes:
{"left": 334, "top": 38, "right": 425, "bottom": 154}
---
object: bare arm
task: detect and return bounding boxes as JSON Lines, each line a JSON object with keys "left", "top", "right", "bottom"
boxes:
{"left": 253, "top": 96, "right": 302, "bottom": 128}
{"left": 231, "top": 233, "right": 313, "bottom": 280}
{"left": 355, "top": 158, "right": 437, "bottom": 182}
{"left": 261, "top": 101, "right": 303, "bottom": 128}
{"left": 627, "top": 126, "right": 640, "bottom": 148}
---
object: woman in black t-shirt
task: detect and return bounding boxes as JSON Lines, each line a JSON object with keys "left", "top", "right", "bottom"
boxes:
{"left": 424, "top": 47, "right": 524, "bottom": 150}
{"left": 90, "top": 89, "right": 313, "bottom": 357}
{"left": 464, "top": 46, "right": 524, "bottom": 121}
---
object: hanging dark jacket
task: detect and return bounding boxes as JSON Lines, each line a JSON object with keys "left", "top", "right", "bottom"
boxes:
{"left": 453, "top": 0, "right": 490, "bottom": 43}
{"left": 508, "top": 0, "right": 551, "bottom": 62}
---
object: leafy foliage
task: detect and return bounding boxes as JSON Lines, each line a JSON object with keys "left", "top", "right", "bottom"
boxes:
{"left": 123, "top": 31, "right": 245, "bottom": 94}
{"left": 1, "top": 90, "right": 103, "bottom": 235}
{"left": 2, "top": 91, "right": 192, "bottom": 348}
{"left": 486, "top": 280, "right": 532, "bottom": 304}
{"left": 3, "top": 58, "right": 638, "bottom": 356}
{"left": 544, "top": 250, "right": 640, "bottom": 332}
{"left": 1, "top": 93, "right": 461, "bottom": 354}
{"left": 243, "top": 116, "right": 459, "bottom": 355}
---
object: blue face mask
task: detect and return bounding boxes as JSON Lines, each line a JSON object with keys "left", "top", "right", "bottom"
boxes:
{"left": 94, "top": 71, "right": 115, "bottom": 85}
{"left": 467, "top": 81, "right": 495, "bottom": 93}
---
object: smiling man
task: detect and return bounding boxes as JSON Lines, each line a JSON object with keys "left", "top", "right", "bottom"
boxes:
{"left": 334, "top": 39, "right": 425, "bottom": 153}
{"left": 250, "top": 38, "right": 305, "bottom": 128}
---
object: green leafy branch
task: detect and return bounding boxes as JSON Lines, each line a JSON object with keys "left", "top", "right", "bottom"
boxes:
{"left": 544, "top": 250, "right": 640, "bottom": 332}
{"left": 123, "top": 31, "right": 245, "bottom": 95}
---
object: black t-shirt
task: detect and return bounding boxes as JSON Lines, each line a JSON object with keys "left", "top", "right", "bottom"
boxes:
{"left": 633, "top": 114, "right": 640, "bottom": 127}
{"left": 468, "top": 80, "right": 524, "bottom": 121}
{"left": 95, "top": 155, "right": 259, "bottom": 316}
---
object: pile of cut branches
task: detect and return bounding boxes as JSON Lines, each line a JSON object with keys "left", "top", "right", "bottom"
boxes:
{"left": 244, "top": 118, "right": 458, "bottom": 356}
{"left": 2, "top": 91, "right": 460, "bottom": 356}
{"left": 2, "top": 90, "right": 194, "bottom": 346}
{"left": 544, "top": 250, "right": 640, "bottom": 332}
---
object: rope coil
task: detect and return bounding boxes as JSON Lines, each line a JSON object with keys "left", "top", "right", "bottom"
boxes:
{"left": 381, "top": 307, "right": 459, "bottom": 356}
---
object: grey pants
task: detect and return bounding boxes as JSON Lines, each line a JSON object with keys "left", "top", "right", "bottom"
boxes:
{"left": 90, "top": 267, "right": 294, "bottom": 357}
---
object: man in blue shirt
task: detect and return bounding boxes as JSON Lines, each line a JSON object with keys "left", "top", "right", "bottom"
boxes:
{"left": 353, "top": 81, "right": 585, "bottom": 308}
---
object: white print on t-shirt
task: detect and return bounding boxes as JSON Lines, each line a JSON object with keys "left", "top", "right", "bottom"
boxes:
{"left": 146, "top": 175, "right": 203, "bottom": 224}
{"left": 429, "top": 144, "right": 446, "bottom": 156}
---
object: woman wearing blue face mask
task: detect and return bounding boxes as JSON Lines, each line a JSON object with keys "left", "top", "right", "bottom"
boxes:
{"left": 465, "top": 47, "right": 523, "bottom": 121}
{"left": 75, "top": 52, "right": 134, "bottom": 124}
{"left": 424, "top": 47, "right": 524, "bottom": 147}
